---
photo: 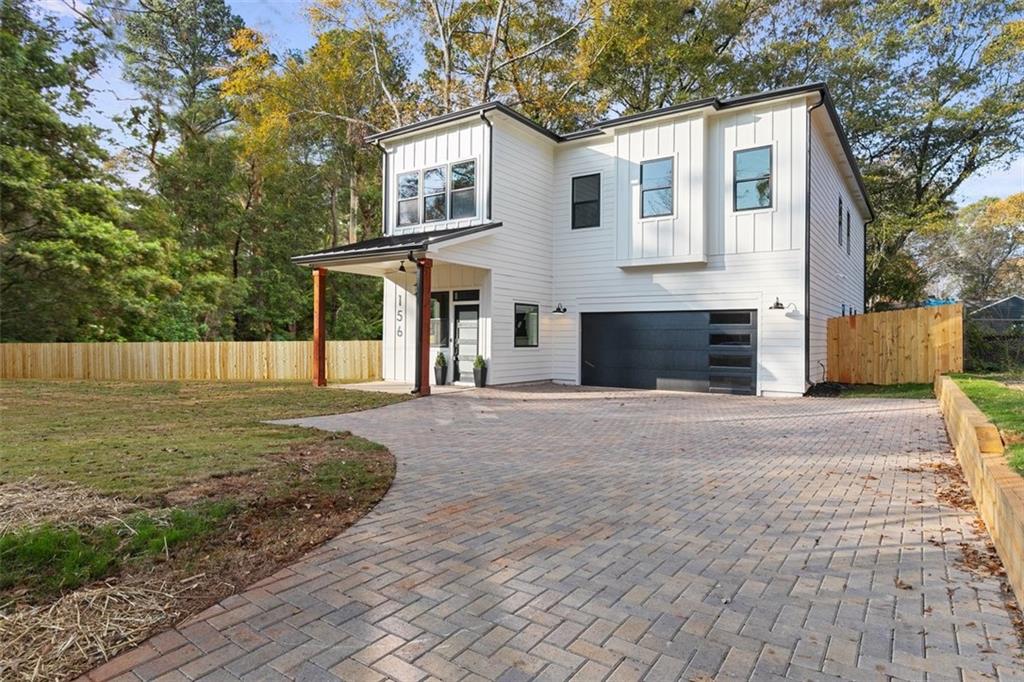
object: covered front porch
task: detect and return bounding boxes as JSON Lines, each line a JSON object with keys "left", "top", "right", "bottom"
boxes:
{"left": 292, "top": 224, "right": 500, "bottom": 395}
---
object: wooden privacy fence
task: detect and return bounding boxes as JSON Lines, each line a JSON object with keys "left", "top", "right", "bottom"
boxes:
{"left": 827, "top": 303, "right": 963, "bottom": 384}
{"left": 0, "top": 341, "right": 381, "bottom": 382}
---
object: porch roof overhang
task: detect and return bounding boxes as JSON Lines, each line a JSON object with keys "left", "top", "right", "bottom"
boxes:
{"left": 291, "top": 222, "right": 501, "bottom": 275}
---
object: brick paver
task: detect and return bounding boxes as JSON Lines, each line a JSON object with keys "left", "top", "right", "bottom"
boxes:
{"left": 84, "top": 386, "right": 1022, "bottom": 681}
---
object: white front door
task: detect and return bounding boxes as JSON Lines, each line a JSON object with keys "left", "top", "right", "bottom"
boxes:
{"left": 453, "top": 304, "right": 479, "bottom": 382}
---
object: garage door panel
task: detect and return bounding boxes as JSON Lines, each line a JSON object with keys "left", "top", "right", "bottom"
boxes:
{"left": 581, "top": 310, "right": 757, "bottom": 394}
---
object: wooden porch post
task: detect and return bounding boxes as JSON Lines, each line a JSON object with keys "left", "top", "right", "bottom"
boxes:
{"left": 312, "top": 267, "right": 327, "bottom": 387}
{"left": 416, "top": 258, "right": 433, "bottom": 396}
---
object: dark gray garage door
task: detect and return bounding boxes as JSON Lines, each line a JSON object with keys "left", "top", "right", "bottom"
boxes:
{"left": 581, "top": 310, "right": 757, "bottom": 394}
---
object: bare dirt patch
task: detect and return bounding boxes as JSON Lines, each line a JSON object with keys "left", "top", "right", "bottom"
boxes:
{"left": 0, "top": 433, "right": 395, "bottom": 681}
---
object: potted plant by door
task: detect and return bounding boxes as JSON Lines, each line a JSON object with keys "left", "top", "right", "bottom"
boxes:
{"left": 434, "top": 351, "right": 447, "bottom": 386}
{"left": 472, "top": 355, "right": 487, "bottom": 388}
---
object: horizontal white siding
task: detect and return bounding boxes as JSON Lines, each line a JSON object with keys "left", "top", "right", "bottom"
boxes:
{"left": 807, "top": 113, "right": 866, "bottom": 383}
{"left": 435, "top": 119, "right": 555, "bottom": 385}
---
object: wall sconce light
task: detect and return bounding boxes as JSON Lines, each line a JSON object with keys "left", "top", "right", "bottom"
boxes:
{"left": 552, "top": 303, "right": 567, "bottom": 315}
{"left": 398, "top": 261, "right": 406, "bottom": 272}
{"left": 770, "top": 297, "right": 785, "bottom": 310}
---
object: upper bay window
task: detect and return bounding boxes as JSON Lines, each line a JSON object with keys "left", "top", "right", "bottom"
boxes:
{"left": 423, "top": 167, "right": 446, "bottom": 222}
{"left": 733, "top": 146, "right": 772, "bottom": 211}
{"left": 572, "top": 174, "right": 600, "bottom": 229}
{"left": 396, "top": 160, "right": 477, "bottom": 227}
{"left": 451, "top": 161, "right": 476, "bottom": 219}
{"left": 640, "top": 158, "right": 673, "bottom": 218}
{"left": 397, "top": 172, "right": 419, "bottom": 226}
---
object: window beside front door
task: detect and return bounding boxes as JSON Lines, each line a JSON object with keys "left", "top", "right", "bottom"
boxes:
{"left": 430, "top": 291, "right": 450, "bottom": 346}
{"left": 514, "top": 303, "right": 539, "bottom": 347}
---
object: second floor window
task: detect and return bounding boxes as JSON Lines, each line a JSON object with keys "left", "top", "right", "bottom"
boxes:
{"left": 846, "top": 210, "right": 851, "bottom": 255}
{"left": 572, "top": 174, "right": 600, "bottom": 229}
{"left": 838, "top": 197, "right": 844, "bottom": 246}
{"left": 423, "top": 167, "right": 447, "bottom": 222}
{"left": 451, "top": 161, "right": 476, "bottom": 219}
{"left": 396, "top": 160, "right": 477, "bottom": 227}
{"left": 641, "top": 158, "right": 673, "bottom": 218}
{"left": 397, "top": 172, "right": 419, "bottom": 226}
{"left": 734, "top": 146, "right": 772, "bottom": 210}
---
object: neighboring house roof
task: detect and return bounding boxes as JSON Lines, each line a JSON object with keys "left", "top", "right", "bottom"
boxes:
{"left": 969, "top": 295, "right": 1024, "bottom": 317}
{"left": 365, "top": 82, "right": 873, "bottom": 221}
{"left": 292, "top": 222, "right": 502, "bottom": 266}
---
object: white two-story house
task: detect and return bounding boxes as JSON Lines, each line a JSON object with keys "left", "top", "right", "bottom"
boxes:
{"left": 294, "top": 83, "right": 873, "bottom": 396}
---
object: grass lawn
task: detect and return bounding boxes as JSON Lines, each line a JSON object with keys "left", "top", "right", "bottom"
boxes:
{"left": 0, "top": 380, "right": 407, "bottom": 679}
{"left": 1, "top": 380, "right": 407, "bottom": 495}
{"left": 839, "top": 383, "right": 935, "bottom": 399}
{"left": 952, "top": 373, "right": 1024, "bottom": 475}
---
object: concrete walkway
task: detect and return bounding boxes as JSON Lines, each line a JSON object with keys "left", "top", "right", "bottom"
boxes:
{"left": 88, "top": 387, "right": 1022, "bottom": 681}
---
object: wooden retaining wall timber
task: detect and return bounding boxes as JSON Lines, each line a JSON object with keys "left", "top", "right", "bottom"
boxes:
{"left": 0, "top": 341, "right": 382, "bottom": 383}
{"left": 827, "top": 304, "right": 963, "bottom": 384}
{"left": 935, "top": 375, "right": 1024, "bottom": 604}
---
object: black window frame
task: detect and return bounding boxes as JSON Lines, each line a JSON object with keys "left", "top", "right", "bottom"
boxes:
{"left": 513, "top": 302, "right": 539, "bottom": 348}
{"left": 732, "top": 145, "right": 773, "bottom": 212}
{"left": 640, "top": 157, "right": 673, "bottom": 219}
{"left": 450, "top": 160, "right": 477, "bottom": 220}
{"left": 838, "top": 196, "right": 844, "bottom": 246}
{"left": 571, "top": 173, "right": 601, "bottom": 229}
{"left": 429, "top": 291, "right": 450, "bottom": 347}
{"left": 422, "top": 166, "right": 447, "bottom": 223}
{"left": 397, "top": 171, "right": 420, "bottom": 227}
{"left": 845, "top": 210, "right": 851, "bottom": 255}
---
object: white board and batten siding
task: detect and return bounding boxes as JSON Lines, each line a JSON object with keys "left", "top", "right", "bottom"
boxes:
{"left": 807, "top": 112, "right": 866, "bottom": 383}
{"left": 551, "top": 97, "right": 809, "bottom": 395}
{"left": 437, "top": 117, "right": 556, "bottom": 385}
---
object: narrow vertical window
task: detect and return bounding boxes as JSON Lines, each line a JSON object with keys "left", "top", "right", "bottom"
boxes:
{"left": 397, "top": 172, "right": 419, "bottom": 226}
{"left": 450, "top": 160, "right": 476, "bottom": 219}
{"left": 640, "top": 158, "right": 673, "bottom": 218}
{"left": 838, "top": 197, "right": 844, "bottom": 246}
{"left": 430, "top": 291, "right": 450, "bottom": 346}
{"left": 571, "top": 174, "right": 601, "bottom": 229}
{"left": 733, "top": 146, "right": 772, "bottom": 210}
{"left": 422, "top": 167, "right": 447, "bottom": 222}
{"left": 514, "top": 303, "right": 539, "bottom": 347}
{"left": 846, "top": 210, "right": 851, "bottom": 255}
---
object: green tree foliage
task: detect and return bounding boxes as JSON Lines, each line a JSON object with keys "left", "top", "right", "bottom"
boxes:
{"left": 0, "top": 0, "right": 172, "bottom": 341}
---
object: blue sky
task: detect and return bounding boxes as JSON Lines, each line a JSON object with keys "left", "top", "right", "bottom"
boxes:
{"left": 39, "top": 0, "right": 1022, "bottom": 205}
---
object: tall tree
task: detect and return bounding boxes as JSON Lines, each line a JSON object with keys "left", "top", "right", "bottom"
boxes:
{"left": 0, "top": 0, "right": 172, "bottom": 341}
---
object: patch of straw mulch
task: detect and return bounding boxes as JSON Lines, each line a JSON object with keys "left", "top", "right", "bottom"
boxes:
{"left": 0, "top": 577, "right": 201, "bottom": 682}
{"left": 0, "top": 477, "right": 138, "bottom": 534}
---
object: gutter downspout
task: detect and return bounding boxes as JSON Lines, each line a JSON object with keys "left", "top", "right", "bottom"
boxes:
{"left": 373, "top": 140, "right": 388, "bottom": 235}
{"left": 805, "top": 94, "right": 826, "bottom": 390}
{"left": 479, "top": 111, "right": 493, "bottom": 220}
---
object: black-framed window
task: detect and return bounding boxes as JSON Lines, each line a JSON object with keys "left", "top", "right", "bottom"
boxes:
{"left": 397, "top": 172, "right": 419, "bottom": 226}
{"left": 430, "top": 291, "right": 450, "bottom": 346}
{"left": 423, "top": 167, "right": 447, "bottom": 222}
{"left": 838, "top": 197, "right": 843, "bottom": 246}
{"left": 453, "top": 289, "right": 479, "bottom": 301}
{"left": 733, "top": 146, "right": 772, "bottom": 211}
{"left": 571, "top": 174, "right": 600, "bottom": 229}
{"left": 640, "top": 158, "right": 673, "bottom": 218}
{"left": 451, "top": 160, "right": 476, "bottom": 219}
{"left": 514, "top": 303, "right": 539, "bottom": 347}
{"left": 845, "top": 210, "right": 851, "bottom": 255}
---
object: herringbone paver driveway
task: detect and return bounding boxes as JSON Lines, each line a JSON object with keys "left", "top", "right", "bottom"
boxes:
{"left": 87, "top": 386, "right": 1022, "bottom": 682}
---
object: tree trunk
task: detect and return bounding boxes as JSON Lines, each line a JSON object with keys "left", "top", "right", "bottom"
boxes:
{"left": 329, "top": 185, "right": 339, "bottom": 247}
{"left": 348, "top": 169, "right": 359, "bottom": 244}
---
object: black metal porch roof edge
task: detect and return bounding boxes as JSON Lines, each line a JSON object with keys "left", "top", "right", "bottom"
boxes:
{"left": 291, "top": 222, "right": 503, "bottom": 266}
